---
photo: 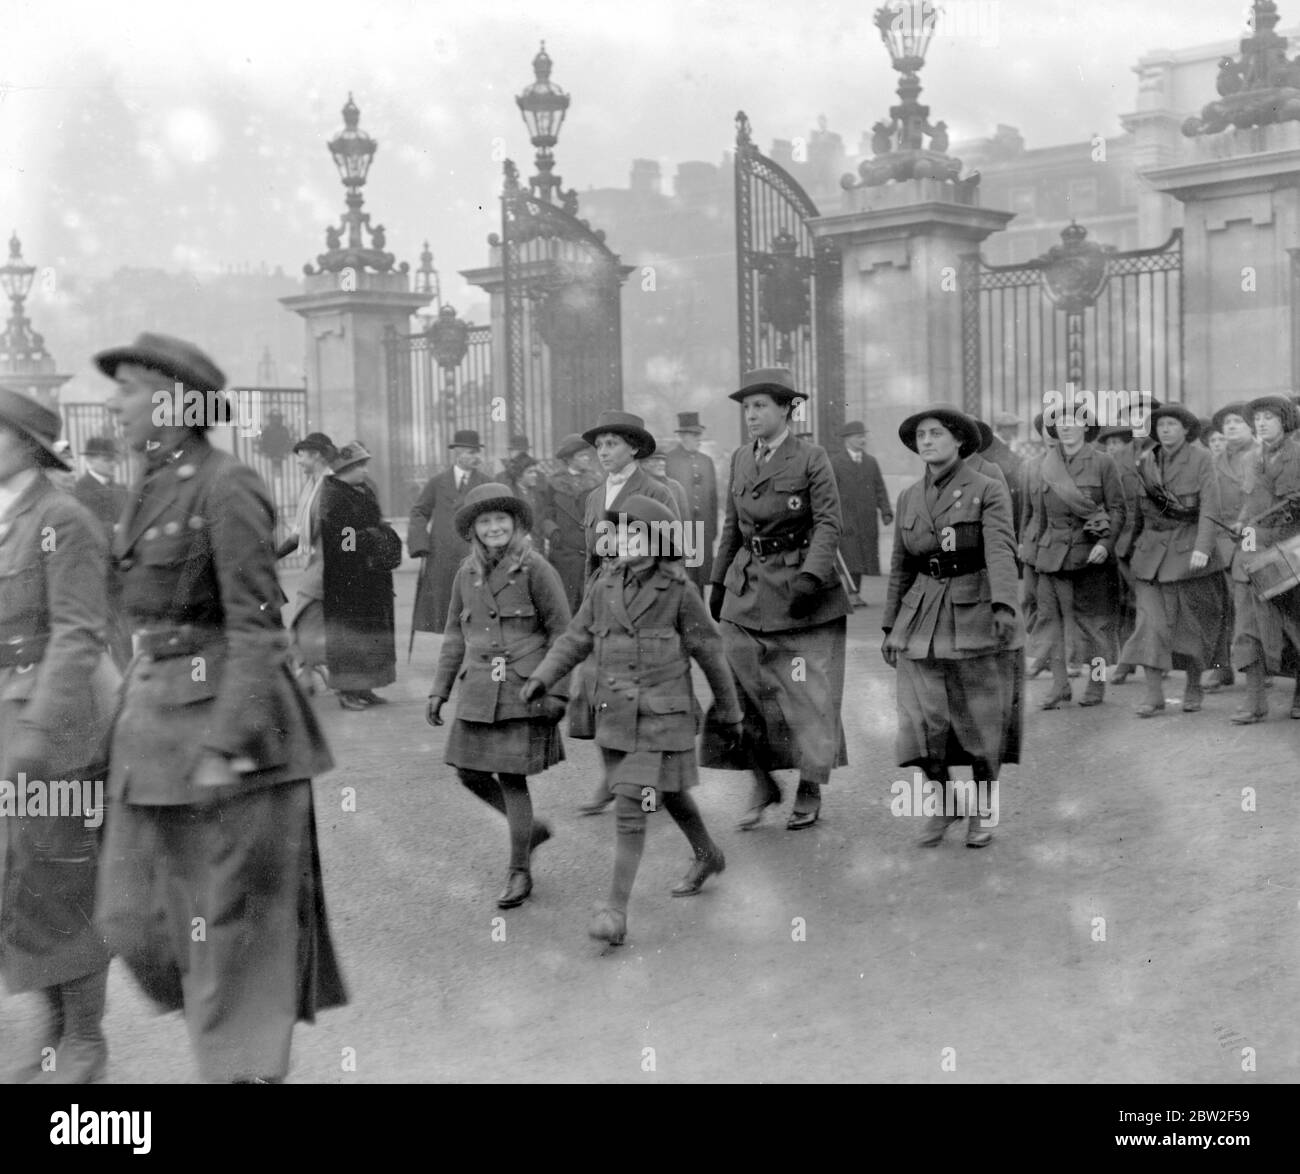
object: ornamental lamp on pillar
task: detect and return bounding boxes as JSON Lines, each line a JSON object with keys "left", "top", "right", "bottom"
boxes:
{"left": 427, "top": 303, "right": 470, "bottom": 431}
{"left": 0, "top": 230, "right": 35, "bottom": 312}
{"left": 415, "top": 240, "right": 442, "bottom": 307}
{"left": 516, "top": 41, "right": 571, "bottom": 203}
{"left": 0, "top": 232, "right": 69, "bottom": 408}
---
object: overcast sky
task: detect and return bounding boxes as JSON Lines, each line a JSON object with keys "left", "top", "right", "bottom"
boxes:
{"left": 0, "top": 0, "right": 1266, "bottom": 308}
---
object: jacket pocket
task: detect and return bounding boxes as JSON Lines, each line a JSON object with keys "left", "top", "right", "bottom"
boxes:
{"left": 640, "top": 692, "right": 692, "bottom": 714}
{"left": 950, "top": 574, "right": 996, "bottom": 651}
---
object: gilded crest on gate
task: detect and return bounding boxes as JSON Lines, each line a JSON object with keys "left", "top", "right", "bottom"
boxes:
{"left": 1039, "top": 222, "right": 1115, "bottom": 314}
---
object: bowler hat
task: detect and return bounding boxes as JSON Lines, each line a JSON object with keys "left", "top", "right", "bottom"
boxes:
{"left": 1149, "top": 403, "right": 1202, "bottom": 441}
{"left": 581, "top": 410, "right": 655, "bottom": 459}
{"left": 1248, "top": 395, "right": 1299, "bottom": 433}
{"left": 293, "top": 431, "right": 337, "bottom": 458}
{"left": 675, "top": 412, "right": 705, "bottom": 433}
{"left": 606, "top": 493, "right": 682, "bottom": 557}
{"left": 455, "top": 482, "right": 533, "bottom": 541}
{"left": 1212, "top": 401, "right": 1253, "bottom": 435}
{"left": 332, "top": 440, "right": 372, "bottom": 473}
{"left": 1096, "top": 425, "right": 1134, "bottom": 443}
{"left": 94, "top": 332, "right": 226, "bottom": 394}
{"left": 449, "top": 429, "right": 482, "bottom": 450}
{"left": 729, "top": 366, "right": 807, "bottom": 404}
{"left": 508, "top": 433, "right": 531, "bottom": 450}
{"left": 898, "top": 404, "right": 981, "bottom": 459}
{"left": 555, "top": 433, "right": 594, "bottom": 461}
{"left": 1043, "top": 409, "right": 1102, "bottom": 443}
{"left": 83, "top": 435, "right": 119, "bottom": 459}
{"left": 839, "top": 420, "right": 867, "bottom": 438}
{"left": 0, "top": 387, "right": 71, "bottom": 470}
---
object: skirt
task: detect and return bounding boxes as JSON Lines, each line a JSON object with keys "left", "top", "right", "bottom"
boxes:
{"left": 1230, "top": 578, "right": 1300, "bottom": 677}
{"left": 702, "top": 616, "right": 848, "bottom": 784}
{"left": 599, "top": 747, "right": 697, "bottom": 801}
{"left": 895, "top": 650, "right": 1023, "bottom": 777}
{"left": 1120, "top": 573, "right": 1229, "bottom": 671}
{"left": 445, "top": 717, "right": 564, "bottom": 777}
{"left": 290, "top": 598, "right": 327, "bottom": 670}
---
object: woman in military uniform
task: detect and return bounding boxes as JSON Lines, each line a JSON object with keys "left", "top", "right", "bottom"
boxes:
{"left": 426, "top": 484, "right": 571, "bottom": 909}
{"left": 882, "top": 405, "right": 1023, "bottom": 848}
{"left": 1118, "top": 403, "right": 1228, "bottom": 717}
{"left": 1227, "top": 396, "right": 1300, "bottom": 723}
{"left": 0, "top": 389, "right": 115, "bottom": 1083}
{"left": 705, "top": 367, "right": 851, "bottom": 831}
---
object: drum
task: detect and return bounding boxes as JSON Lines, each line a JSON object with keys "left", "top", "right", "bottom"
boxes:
{"left": 1245, "top": 533, "right": 1300, "bottom": 599}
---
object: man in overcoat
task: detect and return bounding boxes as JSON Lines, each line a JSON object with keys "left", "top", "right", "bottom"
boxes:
{"left": 0, "top": 389, "right": 116, "bottom": 1084}
{"left": 408, "top": 430, "right": 489, "bottom": 636}
{"left": 541, "top": 434, "right": 602, "bottom": 611}
{"left": 662, "top": 412, "right": 719, "bottom": 593}
{"left": 829, "top": 420, "right": 893, "bottom": 602}
{"left": 92, "top": 332, "right": 346, "bottom": 1083}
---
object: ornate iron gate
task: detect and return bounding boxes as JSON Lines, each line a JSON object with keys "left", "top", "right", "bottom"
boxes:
{"left": 960, "top": 223, "right": 1183, "bottom": 423}
{"left": 228, "top": 386, "right": 310, "bottom": 567}
{"left": 385, "top": 312, "right": 493, "bottom": 511}
{"left": 497, "top": 158, "right": 627, "bottom": 452}
{"left": 734, "top": 111, "right": 844, "bottom": 442}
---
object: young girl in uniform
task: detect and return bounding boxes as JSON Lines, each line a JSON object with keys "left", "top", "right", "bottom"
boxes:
{"left": 426, "top": 483, "right": 572, "bottom": 909}
{"left": 522, "top": 494, "right": 743, "bottom": 945}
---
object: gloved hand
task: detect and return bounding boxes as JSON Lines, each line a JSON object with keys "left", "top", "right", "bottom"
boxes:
{"left": 721, "top": 720, "right": 745, "bottom": 755}
{"left": 789, "top": 572, "right": 821, "bottom": 619}
{"left": 881, "top": 629, "right": 898, "bottom": 668}
{"left": 425, "top": 697, "right": 445, "bottom": 727}
{"left": 992, "top": 605, "right": 1017, "bottom": 647}
{"left": 534, "top": 694, "right": 568, "bottom": 725}
{"left": 708, "top": 583, "right": 725, "bottom": 622}
{"left": 519, "top": 677, "right": 546, "bottom": 703}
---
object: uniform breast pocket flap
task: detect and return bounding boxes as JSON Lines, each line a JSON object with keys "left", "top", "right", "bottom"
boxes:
{"left": 640, "top": 692, "right": 691, "bottom": 715}
{"left": 772, "top": 480, "right": 809, "bottom": 510}
{"left": 502, "top": 603, "right": 536, "bottom": 618}
{"left": 155, "top": 665, "right": 220, "bottom": 707}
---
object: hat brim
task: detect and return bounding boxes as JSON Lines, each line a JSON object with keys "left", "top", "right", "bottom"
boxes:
{"left": 94, "top": 346, "right": 224, "bottom": 394}
{"left": 1247, "top": 396, "right": 1299, "bottom": 432}
{"left": 728, "top": 384, "right": 808, "bottom": 405}
{"left": 30, "top": 433, "right": 72, "bottom": 471}
{"left": 1211, "top": 403, "right": 1253, "bottom": 435}
{"left": 1096, "top": 426, "right": 1133, "bottom": 442}
{"left": 1150, "top": 405, "right": 1201, "bottom": 441}
{"left": 455, "top": 496, "right": 533, "bottom": 541}
{"left": 581, "top": 424, "right": 655, "bottom": 459}
{"left": 898, "top": 409, "right": 981, "bottom": 459}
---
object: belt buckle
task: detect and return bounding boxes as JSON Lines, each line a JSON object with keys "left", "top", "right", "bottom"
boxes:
{"left": 750, "top": 536, "right": 766, "bottom": 557}
{"left": 927, "top": 555, "right": 943, "bottom": 578}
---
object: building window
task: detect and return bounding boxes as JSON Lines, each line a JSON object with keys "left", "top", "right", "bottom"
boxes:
{"left": 1068, "top": 178, "right": 1098, "bottom": 217}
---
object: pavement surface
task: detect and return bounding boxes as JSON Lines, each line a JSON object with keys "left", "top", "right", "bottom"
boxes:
{"left": 3, "top": 567, "right": 1297, "bottom": 1083}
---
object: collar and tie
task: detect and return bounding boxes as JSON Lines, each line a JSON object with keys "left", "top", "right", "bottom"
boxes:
{"left": 850, "top": 451, "right": 862, "bottom": 464}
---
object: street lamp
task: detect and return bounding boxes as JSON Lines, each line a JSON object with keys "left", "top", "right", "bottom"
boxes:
{"left": 0, "top": 231, "right": 35, "bottom": 313}
{"left": 874, "top": 0, "right": 940, "bottom": 74}
{"left": 0, "top": 232, "right": 46, "bottom": 363}
{"left": 516, "top": 41, "right": 571, "bottom": 202}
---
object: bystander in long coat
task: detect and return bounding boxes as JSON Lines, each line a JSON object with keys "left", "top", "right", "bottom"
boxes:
{"left": 829, "top": 422, "right": 893, "bottom": 579}
{"left": 408, "top": 452, "right": 490, "bottom": 634}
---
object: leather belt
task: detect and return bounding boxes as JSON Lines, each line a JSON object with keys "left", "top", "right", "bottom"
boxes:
{"left": 603, "top": 660, "right": 688, "bottom": 691}
{"left": 905, "top": 551, "right": 987, "bottom": 579}
{"left": 748, "top": 533, "right": 808, "bottom": 558}
{"left": 0, "top": 634, "right": 49, "bottom": 669}
{"left": 467, "top": 632, "right": 548, "bottom": 665}
{"left": 132, "top": 624, "right": 223, "bottom": 660}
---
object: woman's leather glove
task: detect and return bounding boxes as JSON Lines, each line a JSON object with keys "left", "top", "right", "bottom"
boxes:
{"left": 425, "top": 697, "right": 445, "bottom": 727}
{"left": 519, "top": 677, "right": 546, "bottom": 703}
{"left": 788, "top": 573, "right": 821, "bottom": 619}
{"left": 881, "top": 629, "right": 898, "bottom": 668}
{"left": 992, "top": 604, "right": 1017, "bottom": 647}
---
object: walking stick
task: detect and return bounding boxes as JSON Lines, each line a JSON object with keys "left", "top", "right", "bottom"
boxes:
{"left": 407, "top": 554, "right": 426, "bottom": 663}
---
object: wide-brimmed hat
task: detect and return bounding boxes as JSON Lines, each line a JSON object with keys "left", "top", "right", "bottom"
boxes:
{"left": 606, "top": 493, "right": 682, "bottom": 557}
{"left": 0, "top": 387, "right": 71, "bottom": 470}
{"left": 508, "top": 433, "right": 531, "bottom": 450}
{"left": 581, "top": 410, "right": 655, "bottom": 459}
{"left": 293, "top": 431, "right": 337, "bottom": 458}
{"left": 555, "top": 433, "right": 594, "bottom": 461}
{"left": 1096, "top": 425, "right": 1134, "bottom": 443}
{"left": 898, "top": 404, "right": 981, "bottom": 459}
{"left": 839, "top": 420, "right": 867, "bottom": 438}
{"left": 972, "top": 417, "right": 995, "bottom": 453}
{"left": 675, "top": 412, "right": 705, "bottom": 433}
{"left": 1248, "top": 395, "right": 1299, "bottom": 433}
{"left": 1150, "top": 403, "right": 1201, "bottom": 441}
{"left": 455, "top": 481, "right": 532, "bottom": 541}
{"left": 729, "top": 366, "right": 808, "bottom": 404}
{"left": 83, "top": 435, "right": 119, "bottom": 459}
{"left": 1212, "top": 401, "right": 1254, "bottom": 434}
{"left": 1032, "top": 411, "right": 1045, "bottom": 438}
{"left": 94, "top": 332, "right": 226, "bottom": 393}
{"left": 993, "top": 410, "right": 1020, "bottom": 429}
{"left": 332, "top": 441, "right": 372, "bottom": 472}
{"left": 449, "top": 429, "right": 482, "bottom": 450}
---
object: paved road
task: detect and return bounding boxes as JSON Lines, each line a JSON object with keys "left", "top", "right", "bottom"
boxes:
{"left": 4, "top": 568, "right": 1296, "bottom": 1082}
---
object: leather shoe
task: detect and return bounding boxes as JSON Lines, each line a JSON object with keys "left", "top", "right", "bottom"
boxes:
{"left": 1040, "top": 685, "right": 1072, "bottom": 710}
{"left": 1078, "top": 681, "right": 1105, "bottom": 707}
{"left": 357, "top": 690, "right": 388, "bottom": 706}
{"left": 1230, "top": 707, "right": 1268, "bottom": 725}
{"left": 786, "top": 804, "right": 820, "bottom": 830}
{"left": 1135, "top": 702, "right": 1166, "bottom": 717}
{"left": 919, "top": 813, "right": 958, "bottom": 847}
{"left": 338, "top": 692, "right": 368, "bottom": 711}
{"left": 588, "top": 906, "right": 627, "bottom": 946}
{"left": 671, "top": 849, "right": 725, "bottom": 896}
{"left": 1109, "top": 664, "right": 1132, "bottom": 685}
{"left": 1026, "top": 657, "right": 1048, "bottom": 679}
{"left": 966, "top": 818, "right": 993, "bottom": 848}
{"left": 496, "top": 870, "right": 532, "bottom": 909}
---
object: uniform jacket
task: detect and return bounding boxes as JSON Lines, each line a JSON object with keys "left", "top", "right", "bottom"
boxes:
{"left": 1017, "top": 452, "right": 1044, "bottom": 568}
{"left": 1029, "top": 444, "right": 1125, "bottom": 573}
{"left": 1212, "top": 438, "right": 1261, "bottom": 569}
{"left": 829, "top": 447, "right": 893, "bottom": 577}
{"left": 72, "top": 470, "right": 127, "bottom": 543}
{"left": 542, "top": 465, "right": 603, "bottom": 609}
{"left": 407, "top": 466, "right": 491, "bottom": 633}
{"left": 1129, "top": 440, "right": 1224, "bottom": 583}
{"left": 663, "top": 445, "right": 719, "bottom": 582}
{"left": 0, "top": 475, "right": 114, "bottom": 778}
{"left": 712, "top": 434, "right": 851, "bottom": 632}
{"left": 651, "top": 473, "right": 691, "bottom": 526}
{"left": 1108, "top": 443, "right": 1143, "bottom": 561}
{"left": 1231, "top": 434, "right": 1300, "bottom": 581}
{"left": 531, "top": 559, "right": 742, "bottom": 753}
{"left": 108, "top": 435, "right": 333, "bottom": 805}
{"left": 981, "top": 436, "right": 1024, "bottom": 536}
{"left": 429, "top": 546, "right": 572, "bottom": 722}
{"left": 582, "top": 466, "right": 680, "bottom": 581}
{"left": 882, "top": 459, "right": 1024, "bottom": 660}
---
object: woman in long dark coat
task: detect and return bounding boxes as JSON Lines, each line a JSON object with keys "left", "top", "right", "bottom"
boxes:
{"left": 0, "top": 388, "right": 115, "bottom": 1083}
{"left": 426, "top": 483, "right": 571, "bottom": 909}
{"left": 319, "top": 442, "right": 397, "bottom": 709}
{"left": 882, "top": 405, "right": 1024, "bottom": 848}
{"left": 829, "top": 420, "right": 893, "bottom": 594}
{"left": 1118, "top": 404, "right": 1228, "bottom": 717}
{"left": 705, "top": 367, "right": 851, "bottom": 831}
